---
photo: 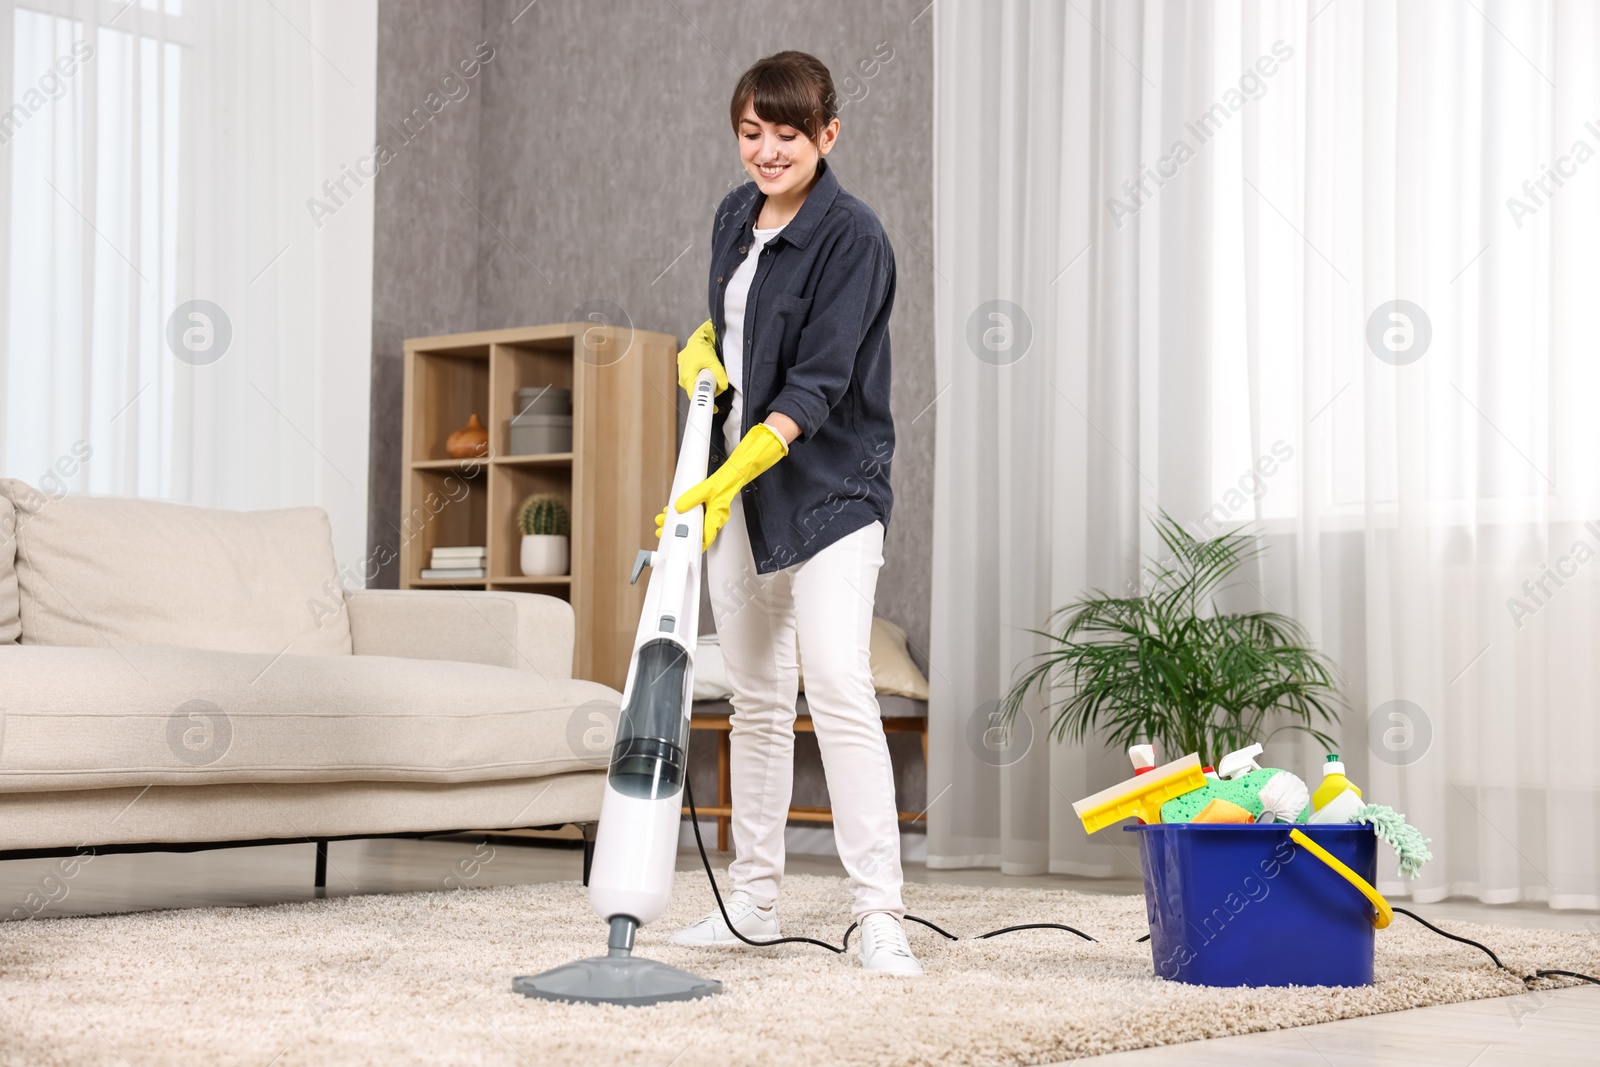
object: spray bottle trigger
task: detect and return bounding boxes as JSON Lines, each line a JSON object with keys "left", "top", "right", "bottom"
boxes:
{"left": 1217, "top": 743, "right": 1265, "bottom": 781}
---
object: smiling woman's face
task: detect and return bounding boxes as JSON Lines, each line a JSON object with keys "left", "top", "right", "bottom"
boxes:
{"left": 737, "top": 100, "right": 836, "bottom": 199}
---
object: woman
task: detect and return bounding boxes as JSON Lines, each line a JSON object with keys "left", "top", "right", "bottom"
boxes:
{"left": 657, "top": 51, "right": 917, "bottom": 976}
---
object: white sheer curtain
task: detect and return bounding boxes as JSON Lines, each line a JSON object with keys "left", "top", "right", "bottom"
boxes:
{"left": 0, "top": 0, "right": 375, "bottom": 575}
{"left": 930, "top": 0, "right": 1600, "bottom": 908}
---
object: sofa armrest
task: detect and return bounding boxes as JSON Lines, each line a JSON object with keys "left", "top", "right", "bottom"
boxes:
{"left": 345, "top": 590, "right": 574, "bottom": 680}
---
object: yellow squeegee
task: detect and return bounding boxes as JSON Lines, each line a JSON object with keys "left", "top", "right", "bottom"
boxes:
{"left": 1071, "top": 753, "right": 1207, "bottom": 833}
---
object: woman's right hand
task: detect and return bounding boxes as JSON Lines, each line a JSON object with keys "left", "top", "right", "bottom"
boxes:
{"left": 678, "top": 319, "right": 730, "bottom": 405}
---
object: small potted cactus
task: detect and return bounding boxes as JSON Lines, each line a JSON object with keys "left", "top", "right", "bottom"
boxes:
{"left": 518, "top": 493, "right": 570, "bottom": 577}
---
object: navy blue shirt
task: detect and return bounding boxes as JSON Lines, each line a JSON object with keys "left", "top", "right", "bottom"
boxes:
{"left": 706, "top": 155, "right": 896, "bottom": 574}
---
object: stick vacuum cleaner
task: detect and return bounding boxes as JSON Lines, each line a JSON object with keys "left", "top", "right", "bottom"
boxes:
{"left": 513, "top": 368, "right": 724, "bottom": 1006}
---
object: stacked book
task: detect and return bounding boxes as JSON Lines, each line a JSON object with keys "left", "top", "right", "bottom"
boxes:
{"left": 421, "top": 545, "right": 486, "bottom": 580}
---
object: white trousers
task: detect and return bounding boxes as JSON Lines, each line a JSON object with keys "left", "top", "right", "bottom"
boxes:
{"left": 705, "top": 493, "right": 905, "bottom": 922}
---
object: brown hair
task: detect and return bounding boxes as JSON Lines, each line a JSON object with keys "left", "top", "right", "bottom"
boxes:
{"left": 729, "top": 51, "right": 838, "bottom": 144}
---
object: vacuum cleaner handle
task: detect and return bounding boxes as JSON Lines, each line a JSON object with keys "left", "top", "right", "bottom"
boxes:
{"left": 584, "top": 365, "right": 719, "bottom": 930}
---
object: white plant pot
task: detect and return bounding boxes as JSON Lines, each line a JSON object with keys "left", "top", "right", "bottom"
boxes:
{"left": 520, "top": 534, "right": 569, "bottom": 577}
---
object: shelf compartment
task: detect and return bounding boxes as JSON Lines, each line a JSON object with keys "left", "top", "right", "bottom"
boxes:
{"left": 402, "top": 466, "right": 487, "bottom": 586}
{"left": 491, "top": 341, "right": 575, "bottom": 458}
{"left": 409, "top": 350, "right": 491, "bottom": 463}
{"left": 489, "top": 462, "right": 573, "bottom": 585}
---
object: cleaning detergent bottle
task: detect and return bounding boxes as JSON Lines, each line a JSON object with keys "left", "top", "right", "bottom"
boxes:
{"left": 1311, "top": 754, "right": 1362, "bottom": 813}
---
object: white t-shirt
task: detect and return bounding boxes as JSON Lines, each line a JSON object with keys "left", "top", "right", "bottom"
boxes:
{"left": 722, "top": 221, "right": 787, "bottom": 451}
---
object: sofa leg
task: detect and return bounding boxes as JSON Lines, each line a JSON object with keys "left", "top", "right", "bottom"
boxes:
{"left": 314, "top": 839, "right": 328, "bottom": 898}
{"left": 579, "top": 823, "right": 598, "bottom": 887}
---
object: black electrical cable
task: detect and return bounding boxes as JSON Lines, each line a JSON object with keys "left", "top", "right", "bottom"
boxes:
{"left": 684, "top": 775, "right": 848, "bottom": 953}
{"left": 1128, "top": 906, "right": 1599, "bottom": 991}
{"left": 977, "top": 922, "right": 1097, "bottom": 942}
{"left": 685, "top": 787, "right": 1598, "bottom": 987}
{"left": 1391, "top": 907, "right": 1600, "bottom": 988}
{"left": 1532, "top": 970, "right": 1600, "bottom": 986}
{"left": 1391, "top": 907, "right": 1506, "bottom": 969}
{"left": 685, "top": 777, "right": 1086, "bottom": 952}
{"left": 841, "top": 916, "right": 961, "bottom": 953}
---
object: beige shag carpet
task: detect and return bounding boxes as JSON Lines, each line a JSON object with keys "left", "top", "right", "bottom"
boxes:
{"left": 1, "top": 871, "right": 1595, "bottom": 1066}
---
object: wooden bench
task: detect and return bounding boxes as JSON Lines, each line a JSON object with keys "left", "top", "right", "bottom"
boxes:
{"left": 683, "top": 694, "right": 929, "bottom": 851}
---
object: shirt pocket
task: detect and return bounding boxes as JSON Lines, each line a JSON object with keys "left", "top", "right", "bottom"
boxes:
{"left": 762, "top": 292, "right": 814, "bottom": 364}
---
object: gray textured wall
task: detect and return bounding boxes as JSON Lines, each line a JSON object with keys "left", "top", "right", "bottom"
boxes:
{"left": 368, "top": 0, "right": 486, "bottom": 570}
{"left": 369, "top": 0, "right": 934, "bottom": 667}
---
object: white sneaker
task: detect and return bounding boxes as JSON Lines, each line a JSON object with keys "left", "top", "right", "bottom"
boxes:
{"left": 858, "top": 913, "right": 923, "bottom": 976}
{"left": 669, "top": 890, "right": 781, "bottom": 946}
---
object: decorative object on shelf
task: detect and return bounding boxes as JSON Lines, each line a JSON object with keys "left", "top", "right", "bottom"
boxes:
{"left": 425, "top": 545, "right": 487, "bottom": 581}
{"left": 518, "top": 493, "right": 570, "bottom": 577}
{"left": 430, "top": 545, "right": 485, "bottom": 565}
{"left": 510, "top": 386, "right": 573, "bottom": 456}
{"left": 421, "top": 566, "right": 486, "bottom": 579}
{"left": 516, "top": 385, "right": 572, "bottom": 415}
{"left": 446, "top": 413, "right": 490, "bottom": 459}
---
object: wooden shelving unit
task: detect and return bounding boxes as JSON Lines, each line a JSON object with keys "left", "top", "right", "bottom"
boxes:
{"left": 400, "top": 323, "right": 678, "bottom": 689}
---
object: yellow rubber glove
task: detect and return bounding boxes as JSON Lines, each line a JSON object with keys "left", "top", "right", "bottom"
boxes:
{"left": 678, "top": 319, "right": 729, "bottom": 411}
{"left": 655, "top": 422, "right": 789, "bottom": 551}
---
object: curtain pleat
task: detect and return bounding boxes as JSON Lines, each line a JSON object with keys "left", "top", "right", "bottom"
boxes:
{"left": 933, "top": 0, "right": 1600, "bottom": 907}
{"left": 2, "top": 0, "right": 375, "bottom": 582}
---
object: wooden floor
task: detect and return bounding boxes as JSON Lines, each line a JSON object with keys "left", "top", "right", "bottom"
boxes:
{"left": 1, "top": 836, "right": 1593, "bottom": 1064}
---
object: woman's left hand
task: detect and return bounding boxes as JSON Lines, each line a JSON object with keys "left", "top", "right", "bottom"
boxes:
{"left": 656, "top": 422, "right": 790, "bottom": 551}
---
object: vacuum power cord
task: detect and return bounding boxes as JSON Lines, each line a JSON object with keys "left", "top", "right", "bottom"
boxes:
{"left": 685, "top": 778, "right": 1097, "bottom": 949}
{"left": 684, "top": 776, "right": 849, "bottom": 953}
{"left": 1391, "top": 907, "right": 1599, "bottom": 988}
{"left": 683, "top": 783, "right": 1596, "bottom": 986}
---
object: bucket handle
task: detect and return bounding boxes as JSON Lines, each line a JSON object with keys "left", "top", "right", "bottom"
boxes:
{"left": 1288, "top": 828, "right": 1392, "bottom": 930}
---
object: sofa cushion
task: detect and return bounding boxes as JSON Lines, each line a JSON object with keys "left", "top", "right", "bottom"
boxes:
{"left": 0, "top": 479, "right": 352, "bottom": 656}
{"left": 0, "top": 494, "right": 17, "bottom": 644}
{"left": 0, "top": 645, "right": 622, "bottom": 792}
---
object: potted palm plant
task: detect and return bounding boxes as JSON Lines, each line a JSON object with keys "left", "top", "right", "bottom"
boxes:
{"left": 518, "top": 493, "right": 570, "bottom": 577}
{"left": 998, "top": 512, "right": 1341, "bottom": 768}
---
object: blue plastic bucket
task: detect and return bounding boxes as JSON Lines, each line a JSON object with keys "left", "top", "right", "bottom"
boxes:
{"left": 1127, "top": 823, "right": 1379, "bottom": 987}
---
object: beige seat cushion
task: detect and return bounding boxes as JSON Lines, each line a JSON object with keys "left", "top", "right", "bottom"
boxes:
{"left": 792, "top": 615, "right": 931, "bottom": 700}
{"left": 0, "top": 494, "right": 17, "bottom": 644}
{"left": 0, "top": 645, "right": 622, "bottom": 792}
{"left": 0, "top": 479, "right": 352, "bottom": 656}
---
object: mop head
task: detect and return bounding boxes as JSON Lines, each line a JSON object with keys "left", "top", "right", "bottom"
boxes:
{"left": 1159, "top": 768, "right": 1309, "bottom": 823}
{"left": 1353, "top": 803, "right": 1434, "bottom": 879}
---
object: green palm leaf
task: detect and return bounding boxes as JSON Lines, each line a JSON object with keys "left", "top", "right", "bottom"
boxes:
{"left": 1000, "top": 511, "right": 1343, "bottom": 768}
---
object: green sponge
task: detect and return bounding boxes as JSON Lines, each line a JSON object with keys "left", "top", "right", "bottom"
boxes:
{"left": 1160, "top": 768, "right": 1280, "bottom": 823}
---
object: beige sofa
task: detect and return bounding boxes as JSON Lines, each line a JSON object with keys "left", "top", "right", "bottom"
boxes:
{"left": 0, "top": 479, "right": 617, "bottom": 864}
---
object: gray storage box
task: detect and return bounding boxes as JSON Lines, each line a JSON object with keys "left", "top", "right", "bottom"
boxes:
{"left": 516, "top": 386, "right": 571, "bottom": 415}
{"left": 510, "top": 413, "right": 573, "bottom": 455}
